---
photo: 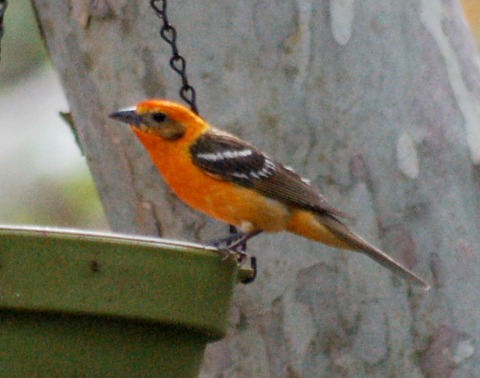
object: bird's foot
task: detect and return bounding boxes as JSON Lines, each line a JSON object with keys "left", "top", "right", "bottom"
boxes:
{"left": 214, "top": 246, "right": 248, "bottom": 264}
{"left": 209, "top": 229, "right": 262, "bottom": 284}
{"left": 210, "top": 232, "right": 246, "bottom": 263}
{"left": 210, "top": 230, "right": 262, "bottom": 251}
{"left": 210, "top": 231, "right": 246, "bottom": 249}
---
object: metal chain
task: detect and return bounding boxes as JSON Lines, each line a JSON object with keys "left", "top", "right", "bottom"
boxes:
{"left": 150, "top": 0, "right": 198, "bottom": 114}
{"left": 149, "top": 0, "right": 255, "bottom": 279}
{"left": 0, "top": 0, "right": 8, "bottom": 65}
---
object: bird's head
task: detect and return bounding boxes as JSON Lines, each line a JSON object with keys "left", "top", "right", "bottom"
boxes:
{"left": 109, "top": 99, "right": 209, "bottom": 142}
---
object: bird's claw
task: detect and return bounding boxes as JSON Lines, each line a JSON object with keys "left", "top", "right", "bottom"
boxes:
{"left": 209, "top": 228, "right": 259, "bottom": 284}
{"left": 215, "top": 248, "right": 256, "bottom": 285}
{"left": 216, "top": 246, "right": 248, "bottom": 264}
{"left": 235, "top": 249, "right": 248, "bottom": 264}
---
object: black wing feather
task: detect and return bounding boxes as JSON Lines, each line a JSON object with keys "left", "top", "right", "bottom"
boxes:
{"left": 190, "top": 129, "right": 349, "bottom": 218}
{"left": 190, "top": 130, "right": 267, "bottom": 186}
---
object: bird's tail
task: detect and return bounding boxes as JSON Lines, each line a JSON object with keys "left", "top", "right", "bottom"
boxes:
{"left": 317, "top": 214, "right": 430, "bottom": 289}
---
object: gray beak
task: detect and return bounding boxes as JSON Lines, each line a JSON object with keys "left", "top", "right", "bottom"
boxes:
{"left": 109, "top": 108, "right": 142, "bottom": 126}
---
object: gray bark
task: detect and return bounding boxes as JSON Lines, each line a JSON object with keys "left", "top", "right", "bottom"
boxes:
{"left": 32, "top": 0, "right": 480, "bottom": 376}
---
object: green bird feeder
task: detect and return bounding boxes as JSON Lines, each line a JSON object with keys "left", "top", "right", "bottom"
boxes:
{"left": 0, "top": 226, "right": 253, "bottom": 377}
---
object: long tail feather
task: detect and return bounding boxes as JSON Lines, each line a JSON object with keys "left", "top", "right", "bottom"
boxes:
{"left": 320, "top": 215, "right": 430, "bottom": 290}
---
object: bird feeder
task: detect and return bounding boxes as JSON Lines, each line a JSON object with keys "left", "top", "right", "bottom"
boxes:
{"left": 0, "top": 226, "right": 252, "bottom": 377}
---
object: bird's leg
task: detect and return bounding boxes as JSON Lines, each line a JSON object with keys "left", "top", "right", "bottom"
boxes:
{"left": 210, "top": 230, "right": 247, "bottom": 249}
{"left": 226, "top": 230, "right": 262, "bottom": 251}
{"left": 229, "top": 225, "right": 258, "bottom": 285}
{"left": 209, "top": 230, "right": 262, "bottom": 263}
{"left": 228, "top": 224, "right": 243, "bottom": 249}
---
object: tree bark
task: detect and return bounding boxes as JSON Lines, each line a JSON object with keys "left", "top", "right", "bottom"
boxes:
{"left": 32, "top": 0, "right": 480, "bottom": 376}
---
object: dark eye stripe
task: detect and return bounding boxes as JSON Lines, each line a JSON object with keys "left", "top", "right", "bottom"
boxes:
{"left": 151, "top": 112, "right": 166, "bottom": 122}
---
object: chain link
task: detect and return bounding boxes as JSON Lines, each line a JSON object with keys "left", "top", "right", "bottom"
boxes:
{"left": 150, "top": 0, "right": 198, "bottom": 114}
{"left": 149, "top": 1, "right": 255, "bottom": 274}
{"left": 0, "top": 0, "right": 8, "bottom": 65}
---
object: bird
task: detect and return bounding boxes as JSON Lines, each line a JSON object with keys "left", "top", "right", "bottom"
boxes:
{"left": 109, "top": 99, "right": 429, "bottom": 289}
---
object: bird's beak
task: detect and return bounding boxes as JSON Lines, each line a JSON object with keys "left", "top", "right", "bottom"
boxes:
{"left": 109, "top": 108, "right": 142, "bottom": 126}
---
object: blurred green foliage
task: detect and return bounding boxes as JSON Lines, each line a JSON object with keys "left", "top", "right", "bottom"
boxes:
{"left": 0, "top": 0, "right": 48, "bottom": 85}
{"left": 5, "top": 175, "right": 106, "bottom": 228}
{"left": 0, "top": 0, "right": 108, "bottom": 230}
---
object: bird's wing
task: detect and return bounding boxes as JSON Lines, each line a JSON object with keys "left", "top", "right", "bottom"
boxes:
{"left": 189, "top": 129, "right": 350, "bottom": 218}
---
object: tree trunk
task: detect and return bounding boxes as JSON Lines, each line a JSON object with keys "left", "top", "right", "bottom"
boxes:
{"left": 32, "top": 0, "right": 480, "bottom": 376}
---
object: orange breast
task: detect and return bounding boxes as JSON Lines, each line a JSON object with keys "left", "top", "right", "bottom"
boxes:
{"left": 134, "top": 131, "right": 290, "bottom": 232}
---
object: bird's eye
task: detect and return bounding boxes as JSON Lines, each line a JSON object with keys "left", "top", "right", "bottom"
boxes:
{"left": 151, "top": 112, "right": 166, "bottom": 123}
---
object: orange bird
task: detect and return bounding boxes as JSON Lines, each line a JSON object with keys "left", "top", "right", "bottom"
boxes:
{"left": 110, "top": 99, "right": 429, "bottom": 289}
